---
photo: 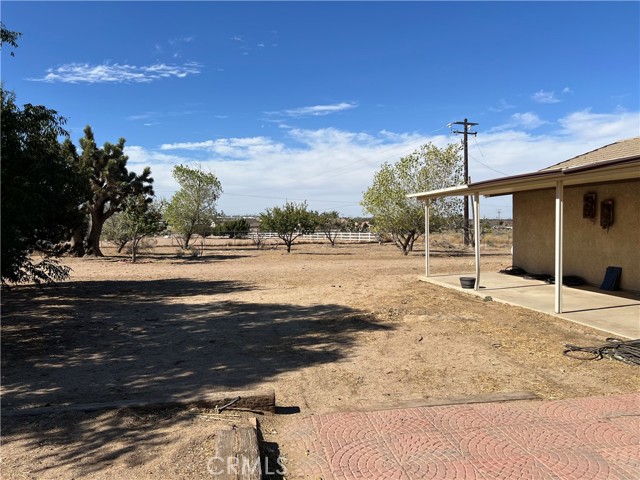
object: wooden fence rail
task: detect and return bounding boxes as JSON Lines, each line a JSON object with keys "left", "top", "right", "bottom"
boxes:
{"left": 249, "top": 231, "right": 378, "bottom": 242}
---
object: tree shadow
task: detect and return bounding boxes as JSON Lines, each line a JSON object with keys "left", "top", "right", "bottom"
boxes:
{"left": 99, "top": 251, "right": 254, "bottom": 262}
{"left": 1, "top": 277, "right": 391, "bottom": 475}
{"left": 296, "top": 252, "right": 354, "bottom": 256}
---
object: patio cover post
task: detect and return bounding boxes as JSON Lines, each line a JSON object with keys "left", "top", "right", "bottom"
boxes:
{"left": 424, "top": 201, "right": 430, "bottom": 277}
{"left": 473, "top": 193, "right": 481, "bottom": 290}
{"left": 555, "top": 181, "right": 564, "bottom": 313}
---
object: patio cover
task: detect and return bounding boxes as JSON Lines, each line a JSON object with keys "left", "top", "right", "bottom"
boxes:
{"left": 408, "top": 155, "right": 640, "bottom": 314}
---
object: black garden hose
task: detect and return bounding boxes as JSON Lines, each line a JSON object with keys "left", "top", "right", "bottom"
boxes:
{"left": 563, "top": 338, "right": 640, "bottom": 366}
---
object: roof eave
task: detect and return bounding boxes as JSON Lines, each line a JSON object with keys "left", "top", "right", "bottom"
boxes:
{"left": 409, "top": 158, "right": 640, "bottom": 201}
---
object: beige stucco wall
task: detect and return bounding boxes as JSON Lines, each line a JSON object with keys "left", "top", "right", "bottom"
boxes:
{"left": 513, "top": 179, "right": 640, "bottom": 292}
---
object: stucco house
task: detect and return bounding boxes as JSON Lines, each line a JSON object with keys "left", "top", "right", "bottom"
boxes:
{"left": 513, "top": 137, "right": 639, "bottom": 293}
{"left": 409, "top": 137, "right": 640, "bottom": 313}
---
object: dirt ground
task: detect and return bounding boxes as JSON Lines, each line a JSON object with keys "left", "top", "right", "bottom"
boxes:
{"left": 2, "top": 238, "right": 638, "bottom": 479}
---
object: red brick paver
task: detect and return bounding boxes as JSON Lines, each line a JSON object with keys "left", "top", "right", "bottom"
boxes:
{"left": 282, "top": 393, "right": 640, "bottom": 479}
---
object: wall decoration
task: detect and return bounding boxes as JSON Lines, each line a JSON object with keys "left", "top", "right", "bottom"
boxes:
{"left": 583, "top": 192, "right": 596, "bottom": 220}
{"left": 600, "top": 199, "right": 614, "bottom": 230}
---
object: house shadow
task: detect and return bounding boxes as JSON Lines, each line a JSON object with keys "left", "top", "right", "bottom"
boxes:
{"left": 1, "top": 277, "right": 391, "bottom": 475}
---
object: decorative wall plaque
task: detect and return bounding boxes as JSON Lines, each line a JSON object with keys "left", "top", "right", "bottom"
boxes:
{"left": 583, "top": 193, "right": 596, "bottom": 220}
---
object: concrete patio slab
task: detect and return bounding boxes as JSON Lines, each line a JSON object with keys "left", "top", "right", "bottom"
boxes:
{"left": 419, "top": 272, "right": 640, "bottom": 339}
{"left": 281, "top": 393, "right": 640, "bottom": 479}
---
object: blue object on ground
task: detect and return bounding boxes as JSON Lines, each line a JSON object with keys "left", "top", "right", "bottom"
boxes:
{"left": 600, "top": 266, "right": 622, "bottom": 291}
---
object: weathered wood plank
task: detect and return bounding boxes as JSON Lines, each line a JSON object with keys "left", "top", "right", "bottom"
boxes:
{"left": 209, "top": 426, "right": 261, "bottom": 480}
{"left": 1, "top": 388, "right": 276, "bottom": 417}
{"left": 236, "top": 426, "right": 261, "bottom": 480}
{"left": 212, "top": 429, "right": 236, "bottom": 480}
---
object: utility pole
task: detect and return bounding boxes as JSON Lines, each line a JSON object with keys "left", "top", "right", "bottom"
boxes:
{"left": 451, "top": 118, "right": 478, "bottom": 246}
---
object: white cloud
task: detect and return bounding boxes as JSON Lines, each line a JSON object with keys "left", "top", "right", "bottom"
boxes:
{"left": 267, "top": 102, "right": 357, "bottom": 119}
{"left": 287, "top": 127, "right": 376, "bottom": 146}
{"left": 472, "top": 109, "right": 639, "bottom": 177}
{"left": 29, "top": 62, "right": 202, "bottom": 84}
{"left": 489, "top": 112, "right": 548, "bottom": 132}
{"left": 288, "top": 102, "right": 357, "bottom": 117}
{"left": 510, "top": 112, "right": 548, "bottom": 130}
{"left": 557, "top": 109, "right": 639, "bottom": 141}
{"left": 127, "top": 109, "right": 199, "bottom": 123}
{"left": 169, "top": 35, "right": 194, "bottom": 45}
{"left": 128, "top": 109, "right": 638, "bottom": 217}
{"left": 133, "top": 129, "right": 426, "bottom": 215}
{"left": 531, "top": 90, "right": 561, "bottom": 104}
{"left": 160, "top": 136, "right": 287, "bottom": 159}
{"left": 126, "top": 145, "right": 180, "bottom": 164}
{"left": 489, "top": 99, "right": 516, "bottom": 112}
{"left": 127, "top": 112, "right": 155, "bottom": 121}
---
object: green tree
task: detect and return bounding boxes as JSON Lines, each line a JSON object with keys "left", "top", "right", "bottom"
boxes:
{"left": 213, "top": 218, "right": 250, "bottom": 238}
{"left": 317, "top": 211, "right": 344, "bottom": 247}
{"left": 102, "top": 197, "right": 166, "bottom": 257}
{"left": 361, "top": 142, "right": 463, "bottom": 255}
{"left": 66, "top": 126, "right": 154, "bottom": 257}
{"left": 259, "top": 201, "right": 318, "bottom": 253}
{"left": 117, "top": 196, "right": 164, "bottom": 262}
{"left": 1, "top": 88, "right": 86, "bottom": 285}
{"left": 102, "top": 212, "right": 132, "bottom": 254}
{"left": 165, "top": 164, "right": 222, "bottom": 249}
{"left": 1, "top": 23, "right": 22, "bottom": 56}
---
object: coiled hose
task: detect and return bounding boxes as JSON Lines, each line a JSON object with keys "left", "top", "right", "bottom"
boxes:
{"left": 563, "top": 338, "right": 640, "bottom": 366}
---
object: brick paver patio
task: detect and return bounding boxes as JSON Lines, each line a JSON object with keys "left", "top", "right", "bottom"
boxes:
{"left": 281, "top": 393, "right": 640, "bottom": 479}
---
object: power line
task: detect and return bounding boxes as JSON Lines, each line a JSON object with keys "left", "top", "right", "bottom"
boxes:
{"left": 470, "top": 136, "right": 509, "bottom": 176}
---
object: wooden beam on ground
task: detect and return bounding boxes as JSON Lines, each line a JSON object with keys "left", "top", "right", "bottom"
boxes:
{"left": 235, "top": 426, "right": 262, "bottom": 480}
{"left": 1, "top": 388, "right": 276, "bottom": 417}
{"left": 211, "top": 424, "right": 262, "bottom": 480}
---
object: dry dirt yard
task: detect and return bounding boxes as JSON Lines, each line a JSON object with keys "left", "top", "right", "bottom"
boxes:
{"left": 2, "top": 238, "right": 637, "bottom": 479}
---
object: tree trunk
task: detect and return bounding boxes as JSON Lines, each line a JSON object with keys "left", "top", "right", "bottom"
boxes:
{"left": 68, "top": 226, "right": 86, "bottom": 257}
{"left": 394, "top": 231, "right": 416, "bottom": 256}
{"left": 392, "top": 233, "right": 408, "bottom": 255}
{"left": 408, "top": 233, "right": 419, "bottom": 253}
{"left": 86, "top": 210, "right": 105, "bottom": 256}
{"left": 324, "top": 231, "right": 337, "bottom": 247}
{"left": 117, "top": 241, "right": 129, "bottom": 253}
{"left": 183, "top": 233, "right": 192, "bottom": 249}
{"left": 131, "top": 238, "right": 139, "bottom": 263}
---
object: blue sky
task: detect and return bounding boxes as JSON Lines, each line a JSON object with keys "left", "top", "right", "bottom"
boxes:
{"left": 2, "top": 1, "right": 639, "bottom": 218}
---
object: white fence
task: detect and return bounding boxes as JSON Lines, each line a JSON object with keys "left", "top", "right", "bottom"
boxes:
{"left": 250, "top": 231, "right": 378, "bottom": 243}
